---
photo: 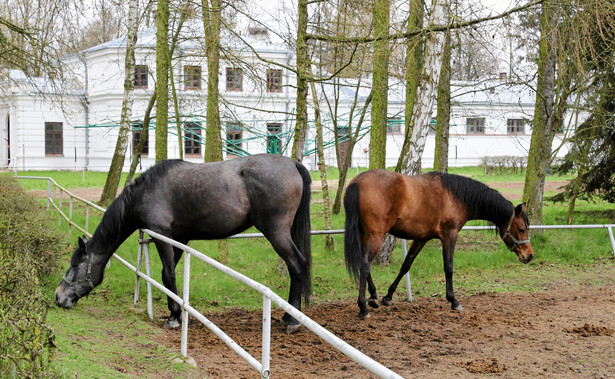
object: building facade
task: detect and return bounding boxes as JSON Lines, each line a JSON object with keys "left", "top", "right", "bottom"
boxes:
{"left": 0, "top": 27, "right": 577, "bottom": 173}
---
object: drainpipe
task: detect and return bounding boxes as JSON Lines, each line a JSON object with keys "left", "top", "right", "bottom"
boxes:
{"left": 77, "top": 52, "right": 90, "bottom": 170}
{"left": 284, "top": 50, "right": 294, "bottom": 152}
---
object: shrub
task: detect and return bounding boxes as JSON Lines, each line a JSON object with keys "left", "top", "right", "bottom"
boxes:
{"left": 0, "top": 176, "right": 68, "bottom": 378}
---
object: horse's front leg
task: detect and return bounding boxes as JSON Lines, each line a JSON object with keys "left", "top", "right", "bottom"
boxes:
{"left": 382, "top": 239, "right": 427, "bottom": 306}
{"left": 442, "top": 233, "right": 462, "bottom": 311}
{"left": 154, "top": 240, "right": 182, "bottom": 328}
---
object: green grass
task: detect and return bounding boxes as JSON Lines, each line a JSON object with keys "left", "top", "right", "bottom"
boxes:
{"left": 19, "top": 167, "right": 614, "bottom": 377}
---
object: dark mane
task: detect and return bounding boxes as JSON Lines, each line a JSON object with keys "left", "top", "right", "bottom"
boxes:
{"left": 429, "top": 172, "right": 514, "bottom": 228}
{"left": 91, "top": 159, "right": 188, "bottom": 249}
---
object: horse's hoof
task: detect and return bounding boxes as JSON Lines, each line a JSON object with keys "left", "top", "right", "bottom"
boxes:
{"left": 453, "top": 304, "right": 464, "bottom": 312}
{"left": 368, "top": 299, "right": 379, "bottom": 309}
{"left": 359, "top": 311, "right": 370, "bottom": 319}
{"left": 286, "top": 324, "right": 301, "bottom": 334}
{"left": 381, "top": 297, "right": 392, "bottom": 306}
{"left": 165, "top": 319, "right": 180, "bottom": 329}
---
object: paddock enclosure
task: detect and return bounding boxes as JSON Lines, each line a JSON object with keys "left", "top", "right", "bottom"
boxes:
{"left": 18, "top": 176, "right": 615, "bottom": 378}
{"left": 158, "top": 280, "right": 615, "bottom": 378}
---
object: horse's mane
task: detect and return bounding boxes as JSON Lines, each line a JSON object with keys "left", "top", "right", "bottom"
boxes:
{"left": 428, "top": 172, "right": 514, "bottom": 228}
{"left": 92, "top": 159, "right": 188, "bottom": 247}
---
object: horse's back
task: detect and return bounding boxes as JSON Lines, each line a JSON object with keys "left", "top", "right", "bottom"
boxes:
{"left": 350, "top": 170, "right": 457, "bottom": 239}
{"left": 136, "top": 155, "right": 305, "bottom": 239}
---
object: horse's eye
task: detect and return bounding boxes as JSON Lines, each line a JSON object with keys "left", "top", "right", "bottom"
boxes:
{"left": 519, "top": 229, "right": 525, "bottom": 234}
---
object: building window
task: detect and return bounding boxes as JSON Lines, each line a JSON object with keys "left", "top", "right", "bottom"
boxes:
{"left": 184, "top": 65, "right": 201, "bottom": 90}
{"left": 226, "top": 67, "right": 243, "bottom": 91}
{"left": 266, "top": 123, "right": 282, "bottom": 154}
{"left": 466, "top": 117, "right": 485, "bottom": 134}
{"left": 184, "top": 122, "right": 202, "bottom": 156}
{"left": 45, "top": 122, "right": 63, "bottom": 155}
{"left": 226, "top": 122, "right": 243, "bottom": 155}
{"left": 507, "top": 119, "right": 525, "bottom": 134}
{"left": 266, "top": 69, "right": 283, "bottom": 92}
{"left": 134, "top": 65, "right": 148, "bottom": 89}
{"left": 387, "top": 117, "right": 402, "bottom": 134}
{"left": 132, "top": 124, "right": 148, "bottom": 156}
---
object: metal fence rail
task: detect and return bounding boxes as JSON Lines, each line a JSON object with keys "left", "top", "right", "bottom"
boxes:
{"left": 15, "top": 176, "right": 615, "bottom": 378}
{"left": 18, "top": 176, "right": 403, "bottom": 378}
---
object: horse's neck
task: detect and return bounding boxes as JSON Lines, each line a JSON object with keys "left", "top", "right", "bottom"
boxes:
{"left": 472, "top": 195, "right": 512, "bottom": 229}
{"left": 89, "top": 212, "right": 136, "bottom": 262}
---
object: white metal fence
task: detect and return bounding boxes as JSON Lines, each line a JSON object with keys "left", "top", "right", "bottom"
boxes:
{"left": 16, "top": 175, "right": 615, "bottom": 378}
{"left": 19, "top": 176, "right": 403, "bottom": 378}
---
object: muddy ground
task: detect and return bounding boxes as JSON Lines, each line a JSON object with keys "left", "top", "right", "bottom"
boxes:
{"left": 156, "top": 276, "right": 615, "bottom": 378}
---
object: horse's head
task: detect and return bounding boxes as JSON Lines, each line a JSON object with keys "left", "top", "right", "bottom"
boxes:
{"left": 501, "top": 203, "right": 534, "bottom": 264}
{"left": 55, "top": 236, "right": 104, "bottom": 309}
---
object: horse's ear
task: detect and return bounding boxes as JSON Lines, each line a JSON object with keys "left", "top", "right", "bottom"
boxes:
{"left": 515, "top": 203, "right": 526, "bottom": 216}
{"left": 78, "top": 236, "right": 88, "bottom": 250}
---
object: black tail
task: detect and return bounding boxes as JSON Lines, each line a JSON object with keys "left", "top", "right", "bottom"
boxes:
{"left": 344, "top": 182, "right": 362, "bottom": 282}
{"left": 292, "top": 161, "right": 312, "bottom": 307}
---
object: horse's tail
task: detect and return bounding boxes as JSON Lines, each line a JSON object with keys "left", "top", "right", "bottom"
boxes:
{"left": 292, "top": 161, "right": 312, "bottom": 307}
{"left": 344, "top": 181, "right": 362, "bottom": 282}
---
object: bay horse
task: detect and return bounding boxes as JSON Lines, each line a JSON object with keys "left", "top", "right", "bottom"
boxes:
{"left": 344, "top": 169, "right": 533, "bottom": 318}
{"left": 55, "top": 154, "right": 312, "bottom": 333}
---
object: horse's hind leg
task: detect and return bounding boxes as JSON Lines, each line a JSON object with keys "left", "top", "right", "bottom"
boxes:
{"left": 367, "top": 273, "right": 379, "bottom": 309}
{"left": 382, "top": 239, "right": 427, "bottom": 306}
{"left": 265, "top": 232, "right": 308, "bottom": 332}
{"left": 153, "top": 239, "right": 184, "bottom": 328}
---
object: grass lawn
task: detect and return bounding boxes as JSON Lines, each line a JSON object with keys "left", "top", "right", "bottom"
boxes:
{"left": 9, "top": 166, "right": 612, "bottom": 377}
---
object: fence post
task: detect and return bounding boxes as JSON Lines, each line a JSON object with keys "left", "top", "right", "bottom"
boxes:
{"left": 58, "top": 190, "right": 63, "bottom": 225}
{"left": 46, "top": 180, "right": 51, "bottom": 210}
{"left": 69, "top": 197, "right": 74, "bottom": 233}
{"left": 401, "top": 239, "right": 413, "bottom": 302}
{"left": 144, "top": 241, "right": 153, "bottom": 321}
{"left": 261, "top": 296, "right": 271, "bottom": 378}
{"left": 85, "top": 205, "right": 90, "bottom": 236}
{"left": 608, "top": 226, "right": 615, "bottom": 257}
{"left": 181, "top": 252, "right": 191, "bottom": 358}
{"left": 134, "top": 230, "right": 144, "bottom": 307}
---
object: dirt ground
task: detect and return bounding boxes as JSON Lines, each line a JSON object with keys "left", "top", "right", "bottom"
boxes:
{"left": 156, "top": 277, "right": 615, "bottom": 379}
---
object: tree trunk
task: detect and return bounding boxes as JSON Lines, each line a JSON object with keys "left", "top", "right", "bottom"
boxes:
{"left": 125, "top": 91, "right": 156, "bottom": 185}
{"left": 433, "top": 29, "right": 450, "bottom": 173}
{"left": 309, "top": 71, "right": 334, "bottom": 251}
{"left": 202, "top": 0, "right": 227, "bottom": 263}
{"left": 99, "top": 0, "right": 139, "bottom": 207}
{"left": 291, "top": 0, "right": 309, "bottom": 162}
{"left": 522, "top": 0, "right": 559, "bottom": 225}
{"left": 155, "top": 0, "right": 169, "bottom": 162}
{"left": 332, "top": 93, "right": 372, "bottom": 215}
{"left": 379, "top": 0, "right": 447, "bottom": 264}
{"left": 394, "top": 0, "right": 425, "bottom": 174}
{"left": 368, "top": 0, "right": 390, "bottom": 170}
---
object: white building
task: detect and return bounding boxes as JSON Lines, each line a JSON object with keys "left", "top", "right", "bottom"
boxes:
{"left": 0, "top": 26, "right": 577, "bottom": 172}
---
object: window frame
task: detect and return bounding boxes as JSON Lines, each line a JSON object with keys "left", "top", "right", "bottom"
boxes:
{"left": 184, "top": 65, "right": 202, "bottom": 90}
{"left": 225, "top": 67, "right": 243, "bottom": 91}
{"left": 226, "top": 122, "right": 243, "bottom": 155}
{"left": 133, "top": 65, "right": 149, "bottom": 89}
{"left": 466, "top": 117, "right": 486, "bottom": 134}
{"left": 132, "top": 124, "right": 149, "bottom": 157}
{"left": 45, "top": 122, "right": 63, "bottom": 156}
{"left": 266, "top": 69, "right": 283, "bottom": 93}
{"left": 184, "top": 122, "right": 202, "bottom": 156}
{"left": 507, "top": 118, "right": 525, "bottom": 134}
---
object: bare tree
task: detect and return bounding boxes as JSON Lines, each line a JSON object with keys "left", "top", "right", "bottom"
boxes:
{"left": 99, "top": 0, "right": 139, "bottom": 207}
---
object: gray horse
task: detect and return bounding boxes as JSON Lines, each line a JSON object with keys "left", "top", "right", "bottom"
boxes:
{"left": 55, "top": 154, "right": 312, "bottom": 332}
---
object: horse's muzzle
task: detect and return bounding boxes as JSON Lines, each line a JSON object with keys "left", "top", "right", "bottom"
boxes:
{"left": 54, "top": 284, "right": 78, "bottom": 309}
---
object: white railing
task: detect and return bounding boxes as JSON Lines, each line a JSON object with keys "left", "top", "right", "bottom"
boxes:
{"left": 15, "top": 176, "right": 615, "bottom": 377}
{"left": 17, "top": 176, "right": 403, "bottom": 379}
